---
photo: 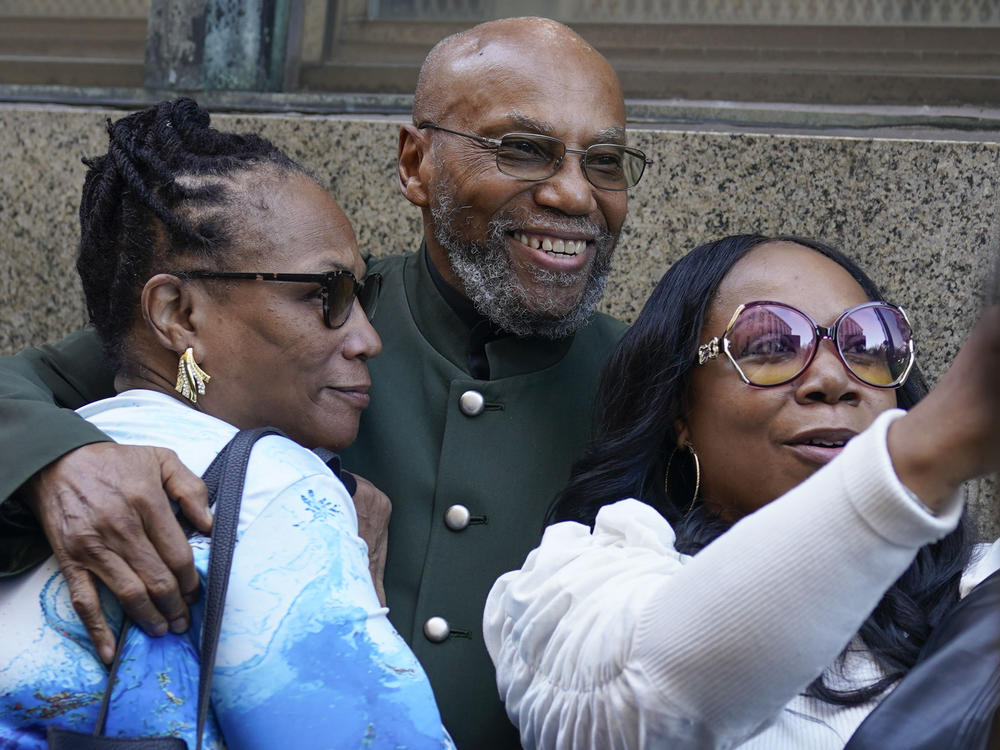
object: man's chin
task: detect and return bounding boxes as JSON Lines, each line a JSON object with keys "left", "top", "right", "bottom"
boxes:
{"left": 517, "top": 287, "right": 587, "bottom": 320}
{"left": 432, "top": 206, "right": 613, "bottom": 338}
{"left": 498, "top": 286, "right": 600, "bottom": 339}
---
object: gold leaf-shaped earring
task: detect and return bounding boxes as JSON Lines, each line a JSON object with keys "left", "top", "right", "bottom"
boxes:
{"left": 175, "top": 347, "right": 211, "bottom": 404}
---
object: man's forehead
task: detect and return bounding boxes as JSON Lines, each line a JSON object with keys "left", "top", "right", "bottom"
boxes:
{"left": 488, "top": 110, "right": 625, "bottom": 143}
{"left": 438, "top": 54, "right": 624, "bottom": 133}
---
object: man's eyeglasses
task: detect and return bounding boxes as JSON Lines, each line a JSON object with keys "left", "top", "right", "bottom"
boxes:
{"left": 418, "top": 122, "right": 651, "bottom": 191}
{"left": 696, "top": 300, "right": 915, "bottom": 389}
{"left": 172, "top": 270, "right": 382, "bottom": 329}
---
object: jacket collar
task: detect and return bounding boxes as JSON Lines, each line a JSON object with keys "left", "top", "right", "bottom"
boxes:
{"left": 404, "top": 243, "right": 575, "bottom": 380}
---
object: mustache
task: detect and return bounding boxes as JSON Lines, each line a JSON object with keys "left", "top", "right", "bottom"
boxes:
{"left": 489, "top": 209, "right": 612, "bottom": 244}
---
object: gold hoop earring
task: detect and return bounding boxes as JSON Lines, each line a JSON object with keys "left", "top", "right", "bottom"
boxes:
{"left": 664, "top": 442, "right": 700, "bottom": 517}
{"left": 175, "top": 347, "right": 211, "bottom": 404}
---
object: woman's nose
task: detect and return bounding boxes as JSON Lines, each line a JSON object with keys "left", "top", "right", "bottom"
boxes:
{"left": 342, "top": 306, "right": 382, "bottom": 360}
{"left": 793, "top": 338, "right": 860, "bottom": 405}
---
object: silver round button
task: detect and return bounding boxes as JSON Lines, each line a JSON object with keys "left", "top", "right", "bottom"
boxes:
{"left": 444, "top": 504, "right": 471, "bottom": 531}
{"left": 423, "top": 616, "right": 450, "bottom": 643}
{"left": 459, "top": 390, "right": 486, "bottom": 416}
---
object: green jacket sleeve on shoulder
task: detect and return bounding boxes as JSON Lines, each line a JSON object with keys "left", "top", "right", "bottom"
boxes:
{"left": 0, "top": 327, "right": 116, "bottom": 575}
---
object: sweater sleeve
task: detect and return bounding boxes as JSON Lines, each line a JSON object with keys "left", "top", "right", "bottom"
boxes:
{"left": 483, "top": 409, "right": 962, "bottom": 750}
{"left": 0, "top": 327, "right": 115, "bottom": 575}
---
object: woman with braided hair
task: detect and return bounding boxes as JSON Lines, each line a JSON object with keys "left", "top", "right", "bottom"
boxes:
{"left": 0, "top": 99, "right": 453, "bottom": 749}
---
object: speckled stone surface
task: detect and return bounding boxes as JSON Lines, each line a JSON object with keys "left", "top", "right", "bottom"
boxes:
{"left": 1, "top": 103, "right": 997, "bottom": 537}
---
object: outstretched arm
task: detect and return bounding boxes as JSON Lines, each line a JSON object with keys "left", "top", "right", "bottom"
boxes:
{"left": 887, "top": 304, "right": 1000, "bottom": 510}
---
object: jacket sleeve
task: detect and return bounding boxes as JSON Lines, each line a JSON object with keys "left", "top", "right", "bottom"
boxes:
{"left": 0, "top": 327, "right": 115, "bottom": 575}
{"left": 483, "top": 410, "right": 964, "bottom": 750}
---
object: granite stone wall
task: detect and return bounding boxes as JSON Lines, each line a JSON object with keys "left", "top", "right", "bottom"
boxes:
{"left": 2, "top": 103, "right": 997, "bottom": 537}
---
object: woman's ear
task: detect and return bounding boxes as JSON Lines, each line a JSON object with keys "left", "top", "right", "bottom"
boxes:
{"left": 397, "top": 124, "right": 430, "bottom": 208}
{"left": 141, "top": 273, "right": 197, "bottom": 352}
{"left": 674, "top": 419, "right": 691, "bottom": 448}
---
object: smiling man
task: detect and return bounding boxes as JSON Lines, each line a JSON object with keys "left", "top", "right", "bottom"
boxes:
{"left": 406, "top": 20, "right": 631, "bottom": 341}
{"left": 339, "top": 20, "right": 642, "bottom": 746}
{"left": 0, "top": 17, "right": 647, "bottom": 750}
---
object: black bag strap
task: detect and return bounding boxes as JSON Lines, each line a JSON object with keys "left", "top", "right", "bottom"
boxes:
{"left": 91, "top": 614, "right": 143, "bottom": 737}
{"left": 49, "top": 427, "right": 282, "bottom": 750}
{"left": 193, "top": 426, "right": 282, "bottom": 747}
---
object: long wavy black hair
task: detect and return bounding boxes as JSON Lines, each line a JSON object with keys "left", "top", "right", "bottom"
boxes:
{"left": 550, "top": 233, "right": 970, "bottom": 705}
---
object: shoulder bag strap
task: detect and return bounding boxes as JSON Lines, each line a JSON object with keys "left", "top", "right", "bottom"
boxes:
{"left": 193, "top": 426, "right": 283, "bottom": 750}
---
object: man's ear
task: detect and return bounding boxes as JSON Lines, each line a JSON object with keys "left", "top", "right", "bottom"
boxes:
{"left": 141, "top": 273, "right": 198, "bottom": 352}
{"left": 397, "top": 124, "right": 430, "bottom": 208}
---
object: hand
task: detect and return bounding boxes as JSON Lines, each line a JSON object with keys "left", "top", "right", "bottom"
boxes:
{"left": 347, "top": 472, "right": 391, "bottom": 607}
{"left": 890, "top": 303, "right": 1000, "bottom": 510}
{"left": 26, "top": 442, "right": 211, "bottom": 663}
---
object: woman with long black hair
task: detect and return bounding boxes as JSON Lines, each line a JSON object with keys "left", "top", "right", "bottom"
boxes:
{"left": 484, "top": 234, "right": 999, "bottom": 749}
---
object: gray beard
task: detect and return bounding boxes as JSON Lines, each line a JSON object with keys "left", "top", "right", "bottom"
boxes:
{"left": 429, "top": 188, "right": 617, "bottom": 339}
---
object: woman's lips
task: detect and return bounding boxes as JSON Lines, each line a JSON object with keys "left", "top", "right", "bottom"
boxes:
{"left": 331, "top": 386, "right": 370, "bottom": 408}
{"left": 784, "top": 429, "right": 857, "bottom": 466}
{"left": 785, "top": 442, "right": 845, "bottom": 465}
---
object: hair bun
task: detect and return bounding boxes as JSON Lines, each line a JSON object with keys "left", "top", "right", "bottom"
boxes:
{"left": 169, "top": 97, "right": 210, "bottom": 135}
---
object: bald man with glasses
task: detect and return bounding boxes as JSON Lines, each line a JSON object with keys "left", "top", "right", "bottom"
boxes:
{"left": 0, "top": 17, "right": 648, "bottom": 749}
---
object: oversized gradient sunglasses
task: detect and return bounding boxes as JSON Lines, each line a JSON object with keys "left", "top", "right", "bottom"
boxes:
{"left": 418, "top": 122, "right": 652, "bottom": 191}
{"left": 172, "top": 270, "right": 382, "bottom": 329}
{"left": 696, "top": 300, "right": 916, "bottom": 388}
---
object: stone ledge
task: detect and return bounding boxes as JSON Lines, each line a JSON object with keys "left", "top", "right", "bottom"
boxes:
{"left": 3, "top": 85, "right": 1000, "bottom": 139}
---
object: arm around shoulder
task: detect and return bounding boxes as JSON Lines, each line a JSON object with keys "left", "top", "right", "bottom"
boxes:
{"left": 0, "top": 327, "right": 115, "bottom": 572}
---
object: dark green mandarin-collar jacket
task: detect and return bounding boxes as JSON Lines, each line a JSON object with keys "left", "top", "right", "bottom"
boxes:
{"left": 0, "top": 246, "right": 626, "bottom": 749}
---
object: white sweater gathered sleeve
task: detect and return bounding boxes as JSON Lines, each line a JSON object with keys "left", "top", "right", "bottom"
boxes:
{"left": 483, "top": 410, "right": 963, "bottom": 750}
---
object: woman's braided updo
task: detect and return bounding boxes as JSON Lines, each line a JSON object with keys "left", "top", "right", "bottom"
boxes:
{"left": 76, "top": 97, "right": 303, "bottom": 371}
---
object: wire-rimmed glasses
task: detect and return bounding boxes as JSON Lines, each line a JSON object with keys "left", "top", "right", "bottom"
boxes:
{"left": 418, "top": 122, "right": 651, "bottom": 191}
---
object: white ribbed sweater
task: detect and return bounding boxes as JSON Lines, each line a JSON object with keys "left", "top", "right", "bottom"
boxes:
{"left": 484, "top": 410, "right": 996, "bottom": 750}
